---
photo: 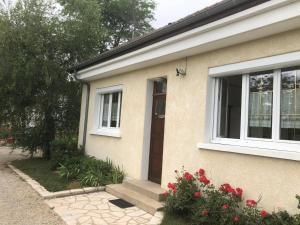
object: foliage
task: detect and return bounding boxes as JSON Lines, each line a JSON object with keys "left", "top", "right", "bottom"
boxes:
{"left": 0, "top": 0, "right": 155, "bottom": 158}
{"left": 57, "top": 156, "right": 125, "bottom": 187}
{"left": 11, "top": 158, "right": 78, "bottom": 192}
{"left": 100, "top": 0, "right": 156, "bottom": 48}
{"left": 50, "top": 136, "right": 83, "bottom": 169}
{"left": 0, "top": 127, "right": 9, "bottom": 139}
{"left": 160, "top": 213, "right": 192, "bottom": 225}
{"left": 164, "top": 167, "right": 300, "bottom": 225}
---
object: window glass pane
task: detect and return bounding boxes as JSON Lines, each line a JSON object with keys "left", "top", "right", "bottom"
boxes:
{"left": 217, "top": 76, "right": 242, "bottom": 139}
{"left": 119, "top": 93, "right": 122, "bottom": 127}
{"left": 110, "top": 92, "right": 119, "bottom": 128}
{"left": 101, "top": 94, "right": 109, "bottom": 127}
{"left": 280, "top": 68, "right": 300, "bottom": 141}
{"left": 154, "top": 79, "right": 167, "bottom": 94}
{"left": 248, "top": 72, "right": 273, "bottom": 139}
{"left": 155, "top": 97, "right": 166, "bottom": 117}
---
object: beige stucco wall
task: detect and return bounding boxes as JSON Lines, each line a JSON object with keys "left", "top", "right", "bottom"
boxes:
{"left": 80, "top": 28, "right": 300, "bottom": 213}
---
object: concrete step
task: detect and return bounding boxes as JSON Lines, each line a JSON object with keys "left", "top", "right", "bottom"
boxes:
{"left": 106, "top": 184, "right": 164, "bottom": 215}
{"left": 123, "top": 180, "right": 165, "bottom": 201}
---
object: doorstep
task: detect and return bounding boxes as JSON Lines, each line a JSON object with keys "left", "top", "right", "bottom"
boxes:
{"left": 106, "top": 179, "right": 166, "bottom": 215}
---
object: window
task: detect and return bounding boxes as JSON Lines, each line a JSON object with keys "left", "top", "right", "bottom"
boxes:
{"left": 99, "top": 92, "right": 122, "bottom": 129}
{"left": 92, "top": 85, "right": 122, "bottom": 137}
{"left": 248, "top": 72, "right": 273, "bottom": 139}
{"left": 280, "top": 67, "right": 300, "bottom": 141}
{"left": 217, "top": 76, "right": 242, "bottom": 139}
{"left": 213, "top": 66, "right": 300, "bottom": 148}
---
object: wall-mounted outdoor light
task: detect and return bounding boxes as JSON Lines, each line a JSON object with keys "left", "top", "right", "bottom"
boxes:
{"left": 176, "top": 57, "right": 187, "bottom": 77}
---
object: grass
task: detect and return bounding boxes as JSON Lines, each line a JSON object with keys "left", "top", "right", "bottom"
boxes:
{"left": 160, "top": 213, "right": 191, "bottom": 225}
{"left": 11, "top": 158, "right": 82, "bottom": 192}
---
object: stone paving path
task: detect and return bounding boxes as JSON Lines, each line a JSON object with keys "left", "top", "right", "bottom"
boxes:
{"left": 46, "top": 192, "right": 163, "bottom": 225}
{"left": 0, "top": 146, "right": 65, "bottom": 225}
{"left": 1, "top": 146, "right": 163, "bottom": 225}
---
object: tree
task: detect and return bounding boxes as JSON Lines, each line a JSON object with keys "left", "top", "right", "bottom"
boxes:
{"left": 100, "top": 0, "right": 156, "bottom": 48}
{"left": 0, "top": 0, "right": 155, "bottom": 158}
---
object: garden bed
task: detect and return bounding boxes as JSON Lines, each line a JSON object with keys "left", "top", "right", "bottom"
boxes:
{"left": 11, "top": 158, "right": 81, "bottom": 192}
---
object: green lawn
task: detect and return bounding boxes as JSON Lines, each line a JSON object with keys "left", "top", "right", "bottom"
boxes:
{"left": 160, "top": 214, "right": 191, "bottom": 225}
{"left": 11, "top": 158, "right": 82, "bottom": 192}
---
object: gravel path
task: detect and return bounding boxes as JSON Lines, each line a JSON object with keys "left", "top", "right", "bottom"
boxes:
{"left": 0, "top": 146, "right": 65, "bottom": 225}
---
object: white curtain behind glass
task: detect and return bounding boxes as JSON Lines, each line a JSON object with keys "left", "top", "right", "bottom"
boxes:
{"left": 281, "top": 70, "right": 300, "bottom": 129}
{"left": 248, "top": 74, "right": 273, "bottom": 128}
{"left": 249, "top": 92, "right": 273, "bottom": 127}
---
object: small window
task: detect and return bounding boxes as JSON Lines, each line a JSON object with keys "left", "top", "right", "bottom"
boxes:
{"left": 92, "top": 85, "right": 123, "bottom": 137}
{"left": 99, "top": 91, "right": 122, "bottom": 129}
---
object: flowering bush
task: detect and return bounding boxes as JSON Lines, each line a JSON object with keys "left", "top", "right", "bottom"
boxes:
{"left": 164, "top": 167, "right": 300, "bottom": 225}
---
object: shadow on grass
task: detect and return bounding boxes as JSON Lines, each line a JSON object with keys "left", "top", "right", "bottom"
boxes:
{"left": 11, "top": 158, "right": 81, "bottom": 192}
{"left": 160, "top": 213, "right": 192, "bottom": 225}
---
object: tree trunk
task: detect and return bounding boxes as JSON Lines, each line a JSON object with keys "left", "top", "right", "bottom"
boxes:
{"left": 42, "top": 106, "right": 55, "bottom": 160}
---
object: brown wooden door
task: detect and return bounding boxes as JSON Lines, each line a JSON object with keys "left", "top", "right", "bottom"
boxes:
{"left": 148, "top": 79, "right": 167, "bottom": 184}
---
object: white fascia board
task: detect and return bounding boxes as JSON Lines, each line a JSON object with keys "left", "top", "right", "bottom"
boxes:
{"left": 78, "top": 0, "right": 300, "bottom": 81}
{"left": 209, "top": 51, "right": 300, "bottom": 77}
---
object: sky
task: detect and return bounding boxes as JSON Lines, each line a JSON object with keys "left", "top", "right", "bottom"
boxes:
{"left": 151, "top": 0, "right": 223, "bottom": 28}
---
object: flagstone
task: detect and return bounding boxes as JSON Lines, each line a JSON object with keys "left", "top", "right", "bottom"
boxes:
{"left": 46, "top": 192, "right": 163, "bottom": 225}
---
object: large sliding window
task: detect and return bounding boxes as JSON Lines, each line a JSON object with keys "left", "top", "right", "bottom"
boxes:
{"left": 213, "top": 66, "right": 300, "bottom": 146}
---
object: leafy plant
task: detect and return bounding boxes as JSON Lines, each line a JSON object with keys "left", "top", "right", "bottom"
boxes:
{"left": 57, "top": 156, "right": 125, "bottom": 187}
{"left": 164, "top": 167, "right": 300, "bottom": 225}
{"left": 0, "top": 128, "right": 9, "bottom": 139}
{"left": 50, "top": 136, "right": 83, "bottom": 169}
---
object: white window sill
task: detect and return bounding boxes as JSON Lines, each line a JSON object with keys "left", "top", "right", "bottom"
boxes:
{"left": 197, "top": 142, "right": 300, "bottom": 161}
{"left": 90, "top": 129, "right": 121, "bottom": 138}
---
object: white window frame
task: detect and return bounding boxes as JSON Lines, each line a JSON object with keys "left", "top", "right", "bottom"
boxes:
{"left": 90, "top": 85, "right": 122, "bottom": 138}
{"left": 198, "top": 51, "right": 300, "bottom": 161}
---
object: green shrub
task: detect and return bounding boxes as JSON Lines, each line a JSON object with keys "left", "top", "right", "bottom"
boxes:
{"left": 164, "top": 170, "right": 198, "bottom": 216}
{"left": 50, "top": 136, "right": 82, "bottom": 169}
{"left": 57, "top": 156, "right": 125, "bottom": 187}
{"left": 57, "top": 157, "right": 82, "bottom": 180}
{"left": 164, "top": 167, "right": 300, "bottom": 225}
{"left": 0, "top": 128, "right": 9, "bottom": 139}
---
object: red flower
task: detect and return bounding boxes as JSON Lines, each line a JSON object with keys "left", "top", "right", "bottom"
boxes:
{"left": 173, "top": 188, "right": 177, "bottom": 194}
{"left": 260, "top": 210, "right": 268, "bottom": 218}
{"left": 167, "top": 182, "right": 176, "bottom": 190}
{"left": 220, "top": 184, "right": 243, "bottom": 198}
{"left": 222, "top": 204, "right": 229, "bottom": 209}
{"left": 246, "top": 199, "right": 257, "bottom": 207}
{"left": 201, "top": 209, "right": 209, "bottom": 216}
{"left": 184, "top": 172, "right": 194, "bottom": 181}
{"left": 235, "top": 188, "right": 243, "bottom": 198}
{"left": 233, "top": 216, "right": 240, "bottom": 222}
{"left": 220, "top": 183, "right": 232, "bottom": 193}
{"left": 199, "top": 175, "right": 210, "bottom": 185}
{"left": 198, "top": 168, "right": 205, "bottom": 176}
{"left": 194, "top": 191, "right": 201, "bottom": 198}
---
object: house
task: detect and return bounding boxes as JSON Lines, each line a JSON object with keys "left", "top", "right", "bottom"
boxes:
{"left": 73, "top": 0, "right": 300, "bottom": 214}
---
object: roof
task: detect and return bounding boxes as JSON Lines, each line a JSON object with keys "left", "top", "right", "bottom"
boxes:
{"left": 71, "top": 0, "right": 270, "bottom": 72}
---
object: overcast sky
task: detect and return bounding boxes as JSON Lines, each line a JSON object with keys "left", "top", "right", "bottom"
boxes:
{"left": 151, "top": 0, "right": 223, "bottom": 28}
